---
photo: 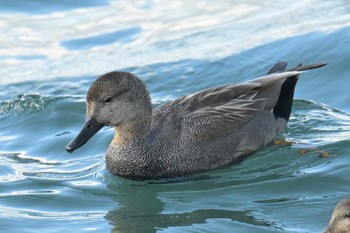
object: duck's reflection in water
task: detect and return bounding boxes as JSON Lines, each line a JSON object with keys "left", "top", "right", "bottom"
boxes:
{"left": 104, "top": 180, "right": 273, "bottom": 233}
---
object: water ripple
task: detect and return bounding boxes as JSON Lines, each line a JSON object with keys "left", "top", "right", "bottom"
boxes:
{"left": 0, "top": 206, "right": 105, "bottom": 220}
{"left": 0, "top": 94, "right": 49, "bottom": 114}
{"left": 60, "top": 27, "right": 142, "bottom": 50}
{"left": 0, "top": 152, "right": 102, "bottom": 182}
{"left": 288, "top": 100, "right": 350, "bottom": 145}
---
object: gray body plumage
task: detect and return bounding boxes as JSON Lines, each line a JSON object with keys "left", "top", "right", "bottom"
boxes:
{"left": 106, "top": 110, "right": 277, "bottom": 179}
{"left": 66, "top": 62, "right": 326, "bottom": 180}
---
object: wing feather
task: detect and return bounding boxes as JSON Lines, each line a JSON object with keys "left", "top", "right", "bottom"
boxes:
{"left": 152, "top": 68, "right": 313, "bottom": 142}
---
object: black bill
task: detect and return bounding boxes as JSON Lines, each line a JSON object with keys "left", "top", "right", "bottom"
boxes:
{"left": 66, "top": 118, "right": 103, "bottom": 153}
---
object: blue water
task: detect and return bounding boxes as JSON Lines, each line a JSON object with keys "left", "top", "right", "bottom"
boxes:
{"left": 1, "top": 1, "right": 350, "bottom": 232}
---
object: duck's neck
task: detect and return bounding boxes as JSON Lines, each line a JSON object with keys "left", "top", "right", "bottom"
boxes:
{"left": 113, "top": 117, "right": 151, "bottom": 146}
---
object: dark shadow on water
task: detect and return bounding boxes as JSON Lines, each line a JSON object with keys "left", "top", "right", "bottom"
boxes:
{"left": 104, "top": 182, "right": 273, "bottom": 233}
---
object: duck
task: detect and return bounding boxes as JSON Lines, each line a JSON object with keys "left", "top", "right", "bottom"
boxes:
{"left": 66, "top": 61, "right": 326, "bottom": 180}
{"left": 325, "top": 197, "right": 350, "bottom": 233}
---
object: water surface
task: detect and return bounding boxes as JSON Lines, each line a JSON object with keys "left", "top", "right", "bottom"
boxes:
{"left": 1, "top": 1, "right": 350, "bottom": 232}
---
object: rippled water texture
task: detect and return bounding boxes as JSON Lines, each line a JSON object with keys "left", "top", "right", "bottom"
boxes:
{"left": 1, "top": 1, "right": 350, "bottom": 232}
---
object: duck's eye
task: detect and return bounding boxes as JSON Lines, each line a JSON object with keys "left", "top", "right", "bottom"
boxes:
{"left": 345, "top": 212, "right": 350, "bottom": 218}
{"left": 104, "top": 96, "right": 113, "bottom": 103}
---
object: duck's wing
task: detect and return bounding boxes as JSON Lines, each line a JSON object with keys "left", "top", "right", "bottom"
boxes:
{"left": 154, "top": 70, "right": 300, "bottom": 117}
{"left": 179, "top": 97, "right": 269, "bottom": 142}
{"left": 153, "top": 62, "right": 325, "bottom": 140}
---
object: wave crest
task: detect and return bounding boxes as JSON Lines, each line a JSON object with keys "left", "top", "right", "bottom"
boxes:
{"left": 0, "top": 94, "right": 49, "bottom": 114}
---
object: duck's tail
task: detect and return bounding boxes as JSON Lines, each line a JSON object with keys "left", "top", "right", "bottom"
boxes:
{"left": 269, "top": 62, "right": 326, "bottom": 121}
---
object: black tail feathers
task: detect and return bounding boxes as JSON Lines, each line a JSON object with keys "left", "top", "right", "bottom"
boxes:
{"left": 273, "top": 77, "right": 298, "bottom": 121}
{"left": 269, "top": 62, "right": 326, "bottom": 121}
{"left": 288, "top": 62, "right": 327, "bottom": 72}
{"left": 267, "top": 61, "right": 288, "bottom": 74}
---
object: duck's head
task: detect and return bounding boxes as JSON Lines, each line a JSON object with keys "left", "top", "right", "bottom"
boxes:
{"left": 326, "top": 197, "right": 350, "bottom": 233}
{"left": 66, "top": 71, "right": 152, "bottom": 152}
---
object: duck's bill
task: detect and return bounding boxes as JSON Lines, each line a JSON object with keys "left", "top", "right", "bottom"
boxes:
{"left": 66, "top": 118, "right": 103, "bottom": 153}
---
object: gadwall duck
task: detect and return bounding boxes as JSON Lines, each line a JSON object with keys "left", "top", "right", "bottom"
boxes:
{"left": 325, "top": 197, "right": 350, "bottom": 233}
{"left": 66, "top": 62, "right": 325, "bottom": 179}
